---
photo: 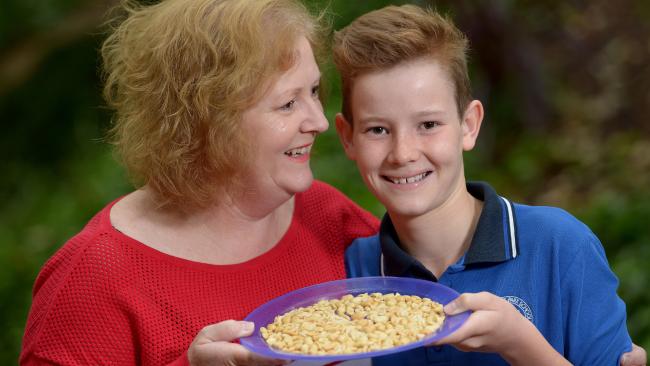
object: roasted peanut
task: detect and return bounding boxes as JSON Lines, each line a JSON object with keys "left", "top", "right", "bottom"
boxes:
{"left": 260, "top": 292, "right": 445, "bottom": 355}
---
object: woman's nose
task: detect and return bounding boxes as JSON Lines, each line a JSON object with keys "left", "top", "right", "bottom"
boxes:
{"left": 301, "top": 99, "right": 329, "bottom": 133}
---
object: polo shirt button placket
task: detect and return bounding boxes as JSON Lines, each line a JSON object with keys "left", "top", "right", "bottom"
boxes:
{"left": 438, "top": 276, "right": 452, "bottom": 288}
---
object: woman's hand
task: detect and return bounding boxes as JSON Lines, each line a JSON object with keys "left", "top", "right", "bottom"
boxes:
{"left": 433, "top": 292, "right": 570, "bottom": 366}
{"left": 188, "top": 320, "right": 289, "bottom": 366}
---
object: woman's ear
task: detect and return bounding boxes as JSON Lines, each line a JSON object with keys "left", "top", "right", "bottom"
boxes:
{"left": 461, "top": 100, "right": 484, "bottom": 151}
{"left": 335, "top": 113, "right": 357, "bottom": 160}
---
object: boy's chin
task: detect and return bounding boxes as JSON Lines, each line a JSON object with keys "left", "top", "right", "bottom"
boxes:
{"left": 384, "top": 201, "right": 433, "bottom": 218}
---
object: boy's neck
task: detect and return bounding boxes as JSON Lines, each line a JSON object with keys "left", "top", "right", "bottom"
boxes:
{"left": 389, "top": 183, "right": 483, "bottom": 279}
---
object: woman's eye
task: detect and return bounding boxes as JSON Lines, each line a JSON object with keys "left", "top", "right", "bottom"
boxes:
{"left": 366, "top": 126, "right": 388, "bottom": 135}
{"left": 311, "top": 85, "right": 320, "bottom": 98}
{"left": 421, "top": 121, "right": 439, "bottom": 130}
{"left": 280, "top": 100, "right": 296, "bottom": 111}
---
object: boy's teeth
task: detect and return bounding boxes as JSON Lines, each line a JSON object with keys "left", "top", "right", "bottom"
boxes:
{"left": 285, "top": 145, "right": 311, "bottom": 157}
{"left": 388, "top": 172, "right": 429, "bottom": 184}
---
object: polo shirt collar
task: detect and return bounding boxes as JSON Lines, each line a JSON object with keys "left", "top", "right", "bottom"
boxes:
{"left": 379, "top": 214, "right": 435, "bottom": 280}
{"left": 379, "top": 181, "right": 519, "bottom": 279}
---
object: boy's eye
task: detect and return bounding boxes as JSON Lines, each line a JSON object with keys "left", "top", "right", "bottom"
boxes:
{"left": 421, "top": 121, "right": 440, "bottom": 130}
{"left": 366, "top": 126, "right": 388, "bottom": 135}
{"left": 280, "top": 100, "right": 296, "bottom": 111}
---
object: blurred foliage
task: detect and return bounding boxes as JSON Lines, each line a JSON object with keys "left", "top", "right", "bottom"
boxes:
{"left": 1, "top": 0, "right": 649, "bottom": 363}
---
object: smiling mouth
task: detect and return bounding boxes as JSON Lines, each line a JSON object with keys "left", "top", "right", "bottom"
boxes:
{"left": 383, "top": 171, "right": 432, "bottom": 184}
{"left": 284, "top": 144, "right": 312, "bottom": 157}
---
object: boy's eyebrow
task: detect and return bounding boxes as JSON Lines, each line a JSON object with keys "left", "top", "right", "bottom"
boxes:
{"left": 357, "top": 109, "right": 446, "bottom": 125}
{"left": 412, "top": 109, "right": 446, "bottom": 118}
{"left": 356, "top": 115, "right": 391, "bottom": 125}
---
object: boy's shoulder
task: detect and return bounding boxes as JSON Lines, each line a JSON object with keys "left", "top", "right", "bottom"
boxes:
{"left": 513, "top": 203, "right": 594, "bottom": 240}
{"left": 513, "top": 203, "right": 588, "bottom": 233}
{"left": 466, "top": 182, "right": 601, "bottom": 264}
{"left": 347, "top": 234, "right": 381, "bottom": 254}
{"left": 511, "top": 202, "right": 601, "bottom": 255}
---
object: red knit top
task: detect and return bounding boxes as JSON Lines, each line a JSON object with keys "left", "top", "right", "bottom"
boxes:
{"left": 20, "top": 181, "right": 379, "bottom": 365}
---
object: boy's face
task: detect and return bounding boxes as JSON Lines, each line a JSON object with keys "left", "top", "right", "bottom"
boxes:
{"left": 336, "top": 58, "right": 483, "bottom": 218}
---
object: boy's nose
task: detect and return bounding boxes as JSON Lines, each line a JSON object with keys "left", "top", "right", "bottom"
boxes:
{"left": 388, "top": 134, "right": 419, "bottom": 164}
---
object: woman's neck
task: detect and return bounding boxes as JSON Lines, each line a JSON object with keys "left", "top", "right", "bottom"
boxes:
{"left": 390, "top": 183, "right": 483, "bottom": 279}
{"left": 110, "top": 187, "right": 295, "bottom": 265}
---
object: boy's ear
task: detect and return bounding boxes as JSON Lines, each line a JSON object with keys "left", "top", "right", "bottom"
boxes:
{"left": 461, "top": 100, "right": 484, "bottom": 151}
{"left": 335, "top": 113, "right": 356, "bottom": 160}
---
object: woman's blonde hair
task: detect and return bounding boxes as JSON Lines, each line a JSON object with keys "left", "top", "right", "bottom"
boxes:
{"left": 333, "top": 5, "right": 471, "bottom": 123}
{"left": 102, "top": 0, "right": 327, "bottom": 210}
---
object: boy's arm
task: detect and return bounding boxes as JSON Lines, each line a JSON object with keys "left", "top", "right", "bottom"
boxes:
{"left": 561, "top": 231, "right": 632, "bottom": 365}
{"left": 434, "top": 292, "right": 571, "bottom": 366}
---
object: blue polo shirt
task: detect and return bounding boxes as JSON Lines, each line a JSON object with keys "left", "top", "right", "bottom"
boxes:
{"left": 345, "top": 182, "right": 631, "bottom": 365}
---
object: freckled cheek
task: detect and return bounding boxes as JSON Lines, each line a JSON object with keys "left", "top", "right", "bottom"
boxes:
{"left": 357, "top": 146, "right": 387, "bottom": 169}
{"left": 263, "top": 115, "right": 290, "bottom": 134}
{"left": 428, "top": 141, "right": 458, "bottom": 160}
{"left": 258, "top": 120, "right": 302, "bottom": 152}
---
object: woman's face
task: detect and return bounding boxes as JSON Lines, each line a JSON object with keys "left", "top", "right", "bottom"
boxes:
{"left": 239, "top": 36, "right": 328, "bottom": 203}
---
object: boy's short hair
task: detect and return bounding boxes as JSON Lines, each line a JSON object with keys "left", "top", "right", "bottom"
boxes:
{"left": 333, "top": 5, "right": 471, "bottom": 123}
{"left": 101, "top": 0, "right": 327, "bottom": 210}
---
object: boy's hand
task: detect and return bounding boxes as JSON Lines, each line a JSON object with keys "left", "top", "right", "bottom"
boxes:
{"left": 621, "top": 343, "right": 647, "bottom": 366}
{"left": 432, "top": 291, "right": 524, "bottom": 353}
{"left": 433, "top": 292, "right": 570, "bottom": 366}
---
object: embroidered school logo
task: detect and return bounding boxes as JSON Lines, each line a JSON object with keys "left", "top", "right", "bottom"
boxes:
{"left": 502, "top": 296, "right": 533, "bottom": 322}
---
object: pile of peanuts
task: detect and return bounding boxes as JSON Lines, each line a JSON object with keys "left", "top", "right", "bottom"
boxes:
{"left": 260, "top": 292, "right": 445, "bottom": 355}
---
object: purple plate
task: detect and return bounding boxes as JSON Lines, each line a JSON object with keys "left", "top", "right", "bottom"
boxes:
{"left": 240, "top": 276, "right": 470, "bottom": 361}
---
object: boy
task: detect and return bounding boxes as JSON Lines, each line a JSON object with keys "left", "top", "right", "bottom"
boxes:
{"left": 333, "top": 5, "right": 634, "bottom": 365}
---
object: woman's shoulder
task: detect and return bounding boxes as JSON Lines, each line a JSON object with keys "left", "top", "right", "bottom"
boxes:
{"left": 301, "top": 180, "right": 378, "bottom": 216}
{"left": 23, "top": 200, "right": 137, "bottom": 353}
{"left": 296, "top": 180, "right": 379, "bottom": 233}
{"left": 31, "top": 199, "right": 136, "bottom": 298}
{"left": 21, "top": 196, "right": 193, "bottom": 365}
{"left": 303, "top": 180, "right": 348, "bottom": 197}
{"left": 299, "top": 180, "right": 356, "bottom": 210}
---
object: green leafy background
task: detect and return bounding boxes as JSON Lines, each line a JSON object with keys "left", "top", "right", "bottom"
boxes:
{"left": 2, "top": 0, "right": 649, "bottom": 362}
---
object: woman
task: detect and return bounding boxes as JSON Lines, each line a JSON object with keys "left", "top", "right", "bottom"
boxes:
{"left": 20, "top": 0, "right": 378, "bottom": 365}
